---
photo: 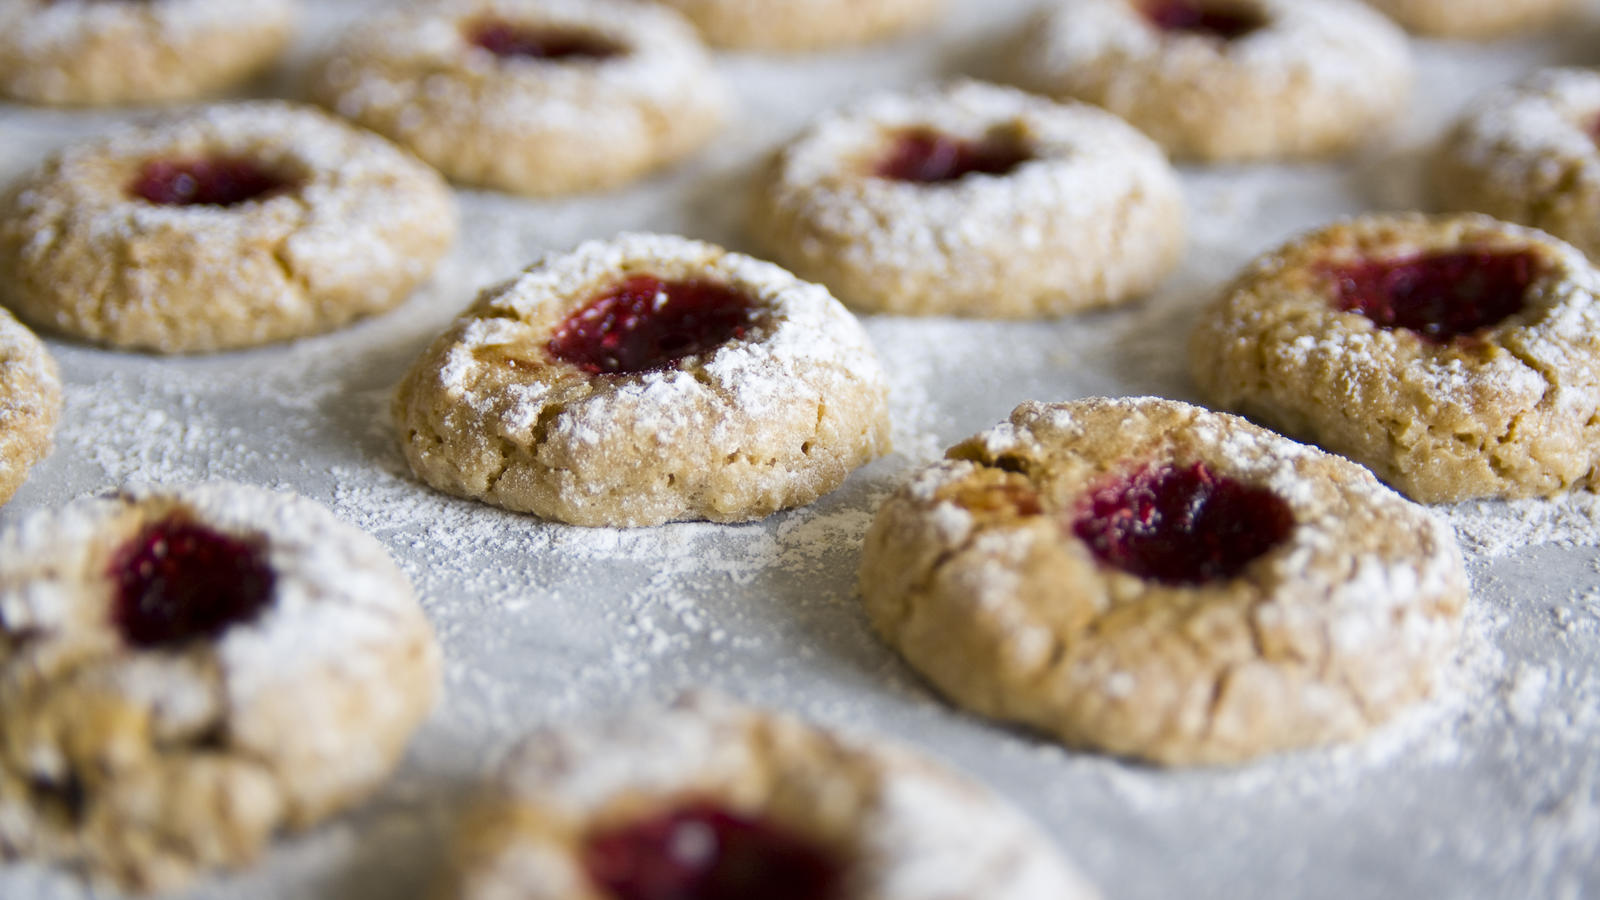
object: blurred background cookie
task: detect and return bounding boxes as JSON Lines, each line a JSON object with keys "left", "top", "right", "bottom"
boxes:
{"left": 309, "top": 0, "right": 727, "bottom": 196}
{"left": 751, "top": 80, "right": 1185, "bottom": 317}
{"left": 652, "top": 0, "right": 944, "bottom": 51}
{"left": 1435, "top": 69, "right": 1600, "bottom": 262}
{"left": 0, "top": 482, "right": 440, "bottom": 893}
{"left": 443, "top": 694, "right": 1100, "bottom": 900}
{"left": 1009, "top": 0, "right": 1412, "bottom": 162}
{"left": 0, "top": 101, "right": 456, "bottom": 353}
{"left": 0, "top": 0, "right": 296, "bottom": 107}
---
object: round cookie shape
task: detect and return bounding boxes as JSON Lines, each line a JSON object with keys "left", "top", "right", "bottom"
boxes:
{"left": 651, "top": 0, "right": 943, "bottom": 51}
{"left": 1191, "top": 213, "right": 1600, "bottom": 503}
{"left": 859, "top": 397, "right": 1467, "bottom": 766}
{"left": 0, "top": 482, "right": 441, "bottom": 893}
{"left": 0, "top": 0, "right": 296, "bottom": 107}
{"left": 0, "top": 309, "right": 61, "bottom": 507}
{"left": 750, "top": 80, "right": 1186, "bottom": 317}
{"left": 1363, "top": 0, "right": 1575, "bottom": 38}
{"left": 444, "top": 694, "right": 1101, "bottom": 900}
{"left": 0, "top": 101, "right": 457, "bottom": 354}
{"left": 393, "top": 232, "right": 891, "bottom": 527}
{"left": 309, "top": 0, "right": 727, "bottom": 196}
{"left": 1008, "top": 0, "right": 1412, "bottom": 163}
{"left": 1435, "top": 69, "right": 1600, "bottom": 262}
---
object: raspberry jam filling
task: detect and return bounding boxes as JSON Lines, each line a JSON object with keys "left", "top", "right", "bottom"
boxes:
{"left": 1327, "top": 250, "right": 1539, "bottom": 343}
{"left": 1073, "top": 462, "right": 1293, "bottom": 586}
{"left": 466, "top": 19, "right": 622, "bottom": 60}
{"left": 874, "top": 129, "right": 1030, "bottom": 184}
{"left": 548, "top": 275, "right": 756, "bottom": 375}
{"left": 110, "top": 517, "right": 276, "bottom": 649}
{"left": 582, "top": 803, "right": 844, "bottom": 900}
{"left": 130, "top": 158, "right": 294, "bottom": 207}
{"left": 1141, "top": 0, "right": 1265, "bottom": 39}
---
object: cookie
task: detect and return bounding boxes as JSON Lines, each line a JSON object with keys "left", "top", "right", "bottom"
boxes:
{"left": 0, "top": 0, "right": 296, "bottom": 107}
{"left": 1363, "top": 0, "right": 1575, "bottom": 38}
{"left": 0, "top": 309, "right": 61, "bottom": 507}
{"left": 0, "top": 101, "right": 457, "bottom": 354}
{"left": 860, "top": 397, "right": 1467, "bottom": 766}
{"left": 1008, "top": 0, "right": 1412, "bottom": 162}
{"left": 0, "top": 482, "right": 441, "bottom": 893}
{"left": 310, "top": 0, "right": 727, "bottom": 196}
{"left": 750, "top": 80, "right": 1186, "bottom": 317}
{"left": 1435, "top": 69, "right": 1600, "bottom": 262}
{"left": 444, "top": 694, "right": 1100, "bottom": 900}
{"left": 1191, "top": 213, "right": 1600, "bottom": 503}
{"left": 394, "top": 232, "right": 891, "bottom": 527}
{"left": 652, "top": 0, "right": 943, "bottom": 51}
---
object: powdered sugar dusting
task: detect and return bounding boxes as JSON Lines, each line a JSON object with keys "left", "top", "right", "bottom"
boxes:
{"left": 479, "top": 694, "right": 1098, "bottom": 899}
{"left": 1445, "top": 67, "right": 1600, "bottom": 171}
{"left": 0, "top": 0, "right": 293, "bottom": 51}
{"left": 3, "top": 0, "right": 1600, "bottom": 897}
{"left": 1020, "top": 0, "right": 1409, "bottom": 99}
{"left": 762, "top": 79, "right": 1181, "bottom": 297}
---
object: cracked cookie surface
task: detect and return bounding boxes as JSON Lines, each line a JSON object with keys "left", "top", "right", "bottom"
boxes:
{"left": 1008, "top": 0, "right": 1411, "bottom": 162}
{"left": 750, "top": 80, "right": 1185, "bottom": 317}
{"left": 1191, "top": 213, "right": 1600, "bottom": 503}
{"left": 0, "top": 101, "right": 456, "bottom": 354}
{"left": 394, "top": 232, "right": 890, "bottom": 527}
{"left": 0, "top": 309, "right": 61, "bottom": 507}
{"left": 859, "top": 397, "right": 1466, "bottom": 766}
{"left": 444, "top": 694, "right": 1100, "bottom": 900}
{"left": 1435, "top": 69, "right": 1600, "bottom": 263}
{"left": 0, "top": 482, "right": 441, "bottom": 893}
{"left": 0, "top": 0, "right": 296, "bottom": 106}
{"left": 309, "top": 0, "right": 727, "bottom": 196}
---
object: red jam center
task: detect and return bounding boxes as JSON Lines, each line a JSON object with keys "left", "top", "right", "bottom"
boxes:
{"left": 582, "top": 803, "right": 844, "bottom": 900}
{"left": 1073, "top": 462, "right": 1294, "bottom": 586}
{"left": 110, "top": 517, "right": 276, "bottom": 649}
{"left": 1141, "top": 0, "right": 1265, "bottom": 39}
{"left": 1328, "top": 250, "right": 1538, "bottom": 343}
{"left": 467, "top": 19, "right": 622, "bottom": 60}
{"left": 548, "top": 275, "right": 755, "bottom": 375}
{"left": 129, "top": 158, "right": 294, "bottom": 207}
{"left": 874, "top": 129, "right": 1030, "bottom": 184}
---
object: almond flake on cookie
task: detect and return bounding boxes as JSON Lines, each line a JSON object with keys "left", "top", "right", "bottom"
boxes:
{"left": 860, "top": 397, "right": 1467, "bottom": 765}
{"left": 0, "top": 482, "right": 441, "bottom": 894}
{"left": 442, "top": 694, "right": 1101, "bottom": 900}
{"left": 1008, "top": 0, "right": 1412, "bottom": 162}
{"left": 750, "top": 80, "right": 1186, "bottom": 317}
{"left": 309, "top": 0, "right": 727, "bottom": 196}
{"left": 0, "top": 101, "right": 457, "bottom": 354}
{"left": 394, "top": 232, "right": 891, "bottom": 527}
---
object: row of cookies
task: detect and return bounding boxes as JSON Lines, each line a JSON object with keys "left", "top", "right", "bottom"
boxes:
{"left": 0, "top": 0, "right": 939, "bottom": 108}
{"left": 0, "top": 0, "right": 1583, "bottom": 197}
{"left": 0, "top": 480, "right": 1104, "bottom": 897}
{"left": 0, "top": 0, "right": 1584, "bottom": 108}
{"left": 0, "top": 57, "right": 1583, "bottom": 354}
{"left": 3, "top": 1, "right": 1587, "bottom": 890}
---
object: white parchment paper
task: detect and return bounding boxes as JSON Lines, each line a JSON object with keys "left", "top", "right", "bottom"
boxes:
{"left": 4, "top": 1, "right": 1600, "bottom": 897}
